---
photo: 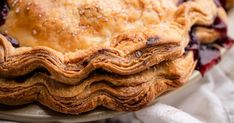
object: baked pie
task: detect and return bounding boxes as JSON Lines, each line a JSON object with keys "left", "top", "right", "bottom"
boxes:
{"left": 0, "top": 0, "right": 232, "bottom": 114}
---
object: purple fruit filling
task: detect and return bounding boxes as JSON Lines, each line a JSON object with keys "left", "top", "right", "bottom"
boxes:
{"left": 212, "top": 17, "right": 234, "bottom": 48}
{"left": 0, "top": 0, "right": 8, "bottom": 26}
{"left": 177, "top": 0, "right": 192, "bottom": 5}
{"left": 1, "top": 33, "right": 20, "bottom": 48}
{"left": 186, "top": 16, "right": 233, "bottom": 75}
{"left": 196, "top": 45, "right": 221, "bottom": 75}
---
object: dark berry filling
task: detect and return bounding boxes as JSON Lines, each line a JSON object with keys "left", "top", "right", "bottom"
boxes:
{"left": 146, "top": 36, "right": 160, "bottom": 47}
{"left": 177, "top": 0, "right": 193, "bottom": 5}
{"left": 196, "top": 45, "right": 221, "bottom": 75}
{"left": 0, "top": 1, "right": 19, "bottom": 48}
{"left": 1, "top": 33, "right": 20, "bottom": 48}
{"left": 212, "top": 17, "right": 234, "bottom": 48}
{"left": 186, "top": 16, "right": 233, "bottom": 75}
{"left": 0, "top": 0, "right": 9, "bottom": 26}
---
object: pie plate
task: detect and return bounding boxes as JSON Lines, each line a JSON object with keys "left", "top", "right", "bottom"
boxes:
{"left": 0, "top": 7, "right": 233, "bottom": 123}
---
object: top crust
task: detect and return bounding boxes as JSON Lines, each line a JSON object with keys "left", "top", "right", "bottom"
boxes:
{"left": 1, "top": 0, "right": 217, "bottom": 53}
{"left": 1, "top": 0, "right": 180, "bottom": 52}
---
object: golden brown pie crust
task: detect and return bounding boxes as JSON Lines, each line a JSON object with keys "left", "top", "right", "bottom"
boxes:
{"left": 0, "top": 52, "right": 195, "bottom": 114}
{"left": 0, "top": 0, "right": 230, "bottom": 114}
{"left": 0, "top": 0, "right": 226, "bottom": 84}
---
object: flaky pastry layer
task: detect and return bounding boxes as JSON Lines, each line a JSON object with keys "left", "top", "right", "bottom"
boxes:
{"left": 0, "top": 52, "right": 195, "bottom": 114}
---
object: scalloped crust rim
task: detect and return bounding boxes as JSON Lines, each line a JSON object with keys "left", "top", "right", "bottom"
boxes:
{"left": 0, "top": 52, "right": 196, "bottom": 114}
{"left": 0, "top": 35, "right": 183, "bottom": 85}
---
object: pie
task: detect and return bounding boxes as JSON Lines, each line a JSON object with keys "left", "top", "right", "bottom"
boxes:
{"left": 0, "top": 0, "right": 232, "bottom": 115}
